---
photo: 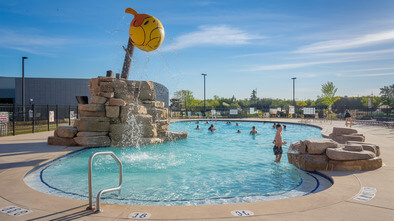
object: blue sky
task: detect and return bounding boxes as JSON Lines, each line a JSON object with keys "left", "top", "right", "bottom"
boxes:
{"left": 1, "top": 0, "right": 394, "bottom": 101}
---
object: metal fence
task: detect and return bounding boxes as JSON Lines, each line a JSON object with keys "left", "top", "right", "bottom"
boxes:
{"left": 170, "top": 105, "right": 394, "bottom": 121}
{"left": 0, "top": 105, "right": 78, "bottom": 136}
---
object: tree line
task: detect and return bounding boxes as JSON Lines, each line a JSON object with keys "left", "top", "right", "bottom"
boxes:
{"left": 170, "top": 82, "right": 394, "bottom": 110}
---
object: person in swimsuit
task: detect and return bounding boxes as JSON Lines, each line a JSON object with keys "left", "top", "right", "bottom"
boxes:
{"left": 208, "top": 124, "right": 217, "bottom": 132}
{"left": 195, "top": 125, "right": 200, "bottom": 130}
{"left": 250, "top": 126, "right": 258, "bottom": 135}
{"left": 272, "top": 122, "right": 276, "bottom": 128}
{"left": 237, "top": 130, "right": 241, "bottom": 133}
{"left": 236, "top": 123, "right": 239, "bottom": 126}
{"left": 273, "top": 124, "right": 287, "bottom": 163}
{"left": 345, "top": 110, "right": 352, "bottom": 127}
{"left": 205, "top": 121, "right": 210, "bottom": 124}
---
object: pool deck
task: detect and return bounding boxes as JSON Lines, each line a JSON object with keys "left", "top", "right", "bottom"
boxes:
{"left": 0, "top": 118, "right": 393, "bottom": 220}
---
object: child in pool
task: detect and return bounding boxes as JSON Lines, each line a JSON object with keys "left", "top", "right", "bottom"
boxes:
{"left": 273, "top": 124, "right": 287, "bottom": 163}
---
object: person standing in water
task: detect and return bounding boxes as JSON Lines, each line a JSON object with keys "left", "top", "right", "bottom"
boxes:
{"left": 273, "top": 124, "right": 287, "bottom": 163}
{"left": 208, "top": 124, "right": 217, "bottom": 132}
{"left": 250, "top": 126, "right": 258, "bottom": 134}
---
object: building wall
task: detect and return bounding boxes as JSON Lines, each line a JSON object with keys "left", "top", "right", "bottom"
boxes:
{"left": 14, "top": 78, "right": 91, "bottom": 106}
{"left": 1, "top": 77, "right": 169, "bottom": 107}
{"left": 153, "top": 82, "right": 169, "bottom": 108}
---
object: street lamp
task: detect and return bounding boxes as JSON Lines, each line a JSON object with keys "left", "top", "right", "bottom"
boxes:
{"left": 291, "top": 77, "right": 296, "bottom": 108}
{"left": 201, "top": 73, "right": 207, "bottom": 117}
{"left": 22, "top": 56, "right": 28, "bottom": 121}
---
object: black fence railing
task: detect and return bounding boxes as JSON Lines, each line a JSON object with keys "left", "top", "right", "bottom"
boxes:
{"left": 0, "top": 105, "right": 78, "bottom": 136}
{"left": 170, "top": 105, "right": 394, "bottom": 121}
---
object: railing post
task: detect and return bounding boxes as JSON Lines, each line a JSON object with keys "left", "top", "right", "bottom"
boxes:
{"left": 47, "top": 105, "right": 49, "bottom": 131}
{"left": 68, "top": 105, "right": 71, "bottom": 126}
{"left": 56, "top": 105, "right": 58, "bottom": 128}
{"left": 32, "top": 104, "right": 35, "bottom": 133}
{"left": 12, "top": 104, "right": 15, "bottom": 136}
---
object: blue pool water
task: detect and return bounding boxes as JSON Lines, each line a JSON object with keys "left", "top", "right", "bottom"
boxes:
{"left": 24, "top": 121, "right": 332, "bottom": 206}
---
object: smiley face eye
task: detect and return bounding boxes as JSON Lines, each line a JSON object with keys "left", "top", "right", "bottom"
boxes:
{"left": 144, "top": 20, "right": 149, "bottom": 25}
{"left": 153, "top": 20, "right": 156, "bottom": 23}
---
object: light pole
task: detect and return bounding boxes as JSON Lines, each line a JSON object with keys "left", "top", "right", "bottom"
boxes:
{"left": 22, "top": 56, "right": 28, "bottom": 121}
{"left": 291, "top": 77, "right": 296, "bottom": 108}
{"left": 201, "top": 73, "right": 207, "bottom": 117}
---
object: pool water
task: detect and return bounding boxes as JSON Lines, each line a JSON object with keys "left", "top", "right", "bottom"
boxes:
{"left": 25, "top": 121, "right": 332, "bottom": 206}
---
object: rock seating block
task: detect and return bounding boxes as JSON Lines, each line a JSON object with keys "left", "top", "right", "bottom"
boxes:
{"left": 135, "top": 114, "right": 157, "bottom": 138}
{"left": 146, "top": 107, "right": 166, "bottom": 121}
{"left": 343, "top": 144, "right": 363, "bottom": 152}
{"left": 347, "top": 141, "right": 380, "bottom": 156}
{"left": 120, "top": 105, "right": 147, "bottom": 123}
{"left": 89, "top": 78, "right": 100, "bottom": 96}
{"left": 107, "top": 98, "right": 126, "bottom": 106}
{"left": 304, "top": 138, "right": 339, "bottom": 154}
{"left": 100, "top": 82, "right": 115, "bottom": 92}
{"left": 78, "top": 104, "right": 105, "bottom": 112}
{"left": 98, "top": 76, "right": 114, "bottom": 82}
{"left": 74, "top": 136, "right": 111, "bottom": 147}
{"left": 287, "top": 152, "right": 328, "bottom": 171}
{"left": 288, "top": 141, "right": 307, "bottom": 154}
{"left": 55, "top": 126, "right": 78, "bottom": 138}
{"left": 48, "top": 136, "right": 77, "bottom": 146}
{"left": 106, "top": 106, "right": 120, "bottom": 118}
{"left": 326, "top": 148, "right": 375, "bottom": 161}
{"left": 328, "top": 157, "right": 382, "bottom": 171}
{"left": 90, "top": 96, "right": 107, "bottom": 104}
{"left": 332, "top": 127, "right": 358, "bottom": 136}
{"left": 341, "top": 134, "right": 365, "bottom": 143}
{"left": 99, "top": 92, "right": 114, "bottom": 98}
{"left": 165, "top": 131, "right": 188, "bottom": 141}
{"left": 78, "top": 110, "right": 106, "bottom": 117}
{"left": 75, "top": 119, "right": 110, "bottom": 132}
{"left": 77, "top": 131, "right": 108, "bottom": 137}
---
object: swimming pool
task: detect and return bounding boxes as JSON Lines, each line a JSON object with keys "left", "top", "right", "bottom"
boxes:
{"left": 24, "top": 121, "right": 332, "bottom": 206}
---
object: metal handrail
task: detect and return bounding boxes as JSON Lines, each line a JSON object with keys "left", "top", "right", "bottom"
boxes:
{"left": 86, "top": 151, "right": 123, "bottom": 212}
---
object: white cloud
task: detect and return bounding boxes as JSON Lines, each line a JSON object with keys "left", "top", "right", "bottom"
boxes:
{"left": 296, "top": 30, "right": 394, "bottom": 53}
{"left": 337, "top": 72, "right": 394, "bottom": 77}
{"left": 162, "top": 25, "right": 264, "bottom": 51}
{"left": 0, "top": 28, "right": 76, "bottom": 55}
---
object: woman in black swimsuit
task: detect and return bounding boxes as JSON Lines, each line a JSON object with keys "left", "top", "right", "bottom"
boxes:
{"left": 345, "top": 110, "right": 352, "bottom": 127}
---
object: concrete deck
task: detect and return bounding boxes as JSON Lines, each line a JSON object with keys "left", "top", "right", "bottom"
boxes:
{"left": 0, "top": 119, "right": 393, "bottom": 220}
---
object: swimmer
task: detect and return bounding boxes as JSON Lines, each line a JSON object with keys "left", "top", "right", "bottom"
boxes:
{"left": 196, "top": 120, "right": 199, "bottom": 124}
{"left": 237, "top": 130, "right": 241, "bottom": 133}
{"left": 236, "top": 123, "right": 239, "bottom": 126}
{"left": 195, "top": 125, "right": 200, "bottom": 130}
{"left": 283, "top": 124, "right": 287, "bottom": 129}
{"left": 205, "top": 121, "right": 210, "bottom": 124}
{"left": 208, "top": 124, "right": 217, "bottom": 132}
{"left": 272, "top": 122, "right": 276, "bottom": 128}
{"left": 273, "top": 124, "right": 287, "bottom": 163}
{"left": 250, "top": 126, "right": 258, "bottom": 135}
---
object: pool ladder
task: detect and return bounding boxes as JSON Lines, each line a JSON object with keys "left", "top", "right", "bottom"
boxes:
{"left": 86, "top": 152, "right": 123, "bottom": 213}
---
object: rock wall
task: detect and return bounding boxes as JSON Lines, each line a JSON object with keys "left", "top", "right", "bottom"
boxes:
{"left": 48, "top": 76, "right": 187, "bottom": 147}
{"left": 288, "top": 128, "right": 382, "bottom": 171}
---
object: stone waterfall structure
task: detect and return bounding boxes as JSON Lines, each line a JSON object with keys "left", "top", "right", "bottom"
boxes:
{"left": 48, "top": 76, "right": 187, "bottom": 147}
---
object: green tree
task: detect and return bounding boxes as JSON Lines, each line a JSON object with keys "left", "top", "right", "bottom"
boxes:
{"left": 361, "top": 96, "right": 381, "bottom": 107}
{"left": 250, "top": 89, "right": 258, "bottom": 105}
{"left": 380, "top": 84, "right": 394, "bottom": 107}
{"left": 173, "top": 90, "right": 195, "bottom": 109}
{"left": 320, "top": 81, "right": 339, "bottom": 110}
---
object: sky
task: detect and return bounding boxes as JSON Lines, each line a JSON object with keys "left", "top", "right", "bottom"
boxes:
{"left": 0, "top": 0, "right": 394, "bottom": 101}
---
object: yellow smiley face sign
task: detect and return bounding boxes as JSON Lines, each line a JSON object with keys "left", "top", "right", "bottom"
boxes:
{"left": 125, "top": 8, "right": 165, "bottom": 52}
